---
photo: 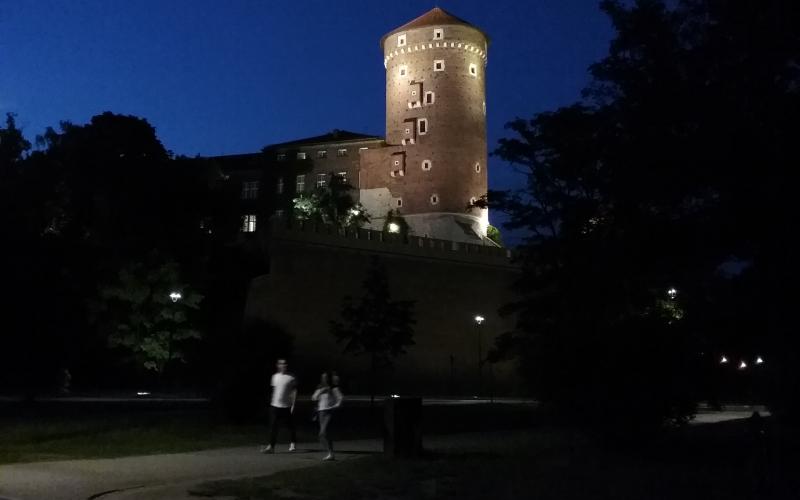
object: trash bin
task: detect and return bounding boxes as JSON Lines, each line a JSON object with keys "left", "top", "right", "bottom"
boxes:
{"left": 383, "top": 396, "right": 422, "bottom": 457}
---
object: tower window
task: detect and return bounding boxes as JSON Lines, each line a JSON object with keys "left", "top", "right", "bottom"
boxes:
{"left": 399, "top": 65, "right": 407, "bottom": 77}
{"left": 469, "top": 63, "right": 478, "bottom": 77}
{"left": 433, "top": 28, "right": 443, "bottom": 40}
{"left": 396, "top": 198, "right": 403, "bottom": 207}
{"left": 421, "top": 160, "right": 432, "bottom": 171}
{"left": 316, "top": 173, "right": 327, "bottom": 188}
{"left": 337, "top": 148, "right": 348, "bottom": 157}
{"left": 418, "top": 118, "right": 428, "bottom": 135}
{"left": 394, "top": 159, "right": 400, "bottom": 166}
{"left": 405, "top": 128, "right": 410, "bottom": 134}
{"left": 434, "top": 60, "right": 445, "bottom": 72}
{"left": 296, "top": 174, "right": 305, "bottom": 192}
{"left": 430, "top": 194, "right": 439, "bottom": 205}
{"left": 241, "top": 214, "right": 257, "bottom": 233}
{"left": 425, "top": 91, "right": 435, "bottom": 105}
{"left": 317, "top": 150, "right": 327, "bottom": 159}
{"left": 337, "top": 171, "right": 347, "bottom": 183}
{"left": 297, "top": 152, "right": 307, "bottom": 160}
{"left": 475, "top": 162, "right": 481, "bottom": 173}
{"left": 397, "top": 34, "right": 406, "bottom": 47}
{"left": 411, "top": 90, "right": 417, "bottom": 96}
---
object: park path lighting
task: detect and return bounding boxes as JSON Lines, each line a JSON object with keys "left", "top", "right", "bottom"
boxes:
{"left": 169, "top": 291, "right": 182, "bottom": 303}
{"left": 388, "top": 222, "right": 401, "bottom": 233}
{"left": 474, "top": 315, "right": 485, "bottom": 400}
{"left": 720, "top": 355, "right": 728, "bottom": 364}
{"left": 667, "top": 287, "right": 678, "bottom": 299}
{"left": 756, "top": 356, "right": 764, "bottom": 365}
{"left": 739, "top": 360, "right": 748, "bottom": 370}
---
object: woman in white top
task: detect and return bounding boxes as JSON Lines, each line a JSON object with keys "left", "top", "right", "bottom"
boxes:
{"left": 311, "top": 372, "right": 343, "bottom": 461}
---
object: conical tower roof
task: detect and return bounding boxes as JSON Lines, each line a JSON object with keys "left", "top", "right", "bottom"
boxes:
{"left": 381, "top": 7, "right": 488, "bottom": 46}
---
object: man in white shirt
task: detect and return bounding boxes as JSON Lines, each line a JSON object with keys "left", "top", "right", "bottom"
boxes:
{"left": 261, "top": 358, "right": 297, "bottom": 453}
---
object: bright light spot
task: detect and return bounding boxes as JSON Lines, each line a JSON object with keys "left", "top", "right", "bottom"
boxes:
{"left": 474, "top": 315, "right": 485, "bottom": 325}
{"left": 667, "top": 288, "right": 678, "bottom": 299}
{"left": 739, "top": 360, "right": 747, "bottom": 370}
{"left": 349, "top": 208, "right": 361, "bottom": 216}
{"left": 756, "top": 356, "right": 764, "bottom": 365}
{"left": 390, "top": 394, "right": 400, "bottom": 398}
{"left": 720, "top": 355, "right": 728, "bottom": 364}
{"left": 169, "top": 292, "right": 182, "bottom": 303}
{"left": 136, "top": 391, "right": 150, "bottom": 396}
{"left": 388, "top": 222, "right": 400, "bottom": 233}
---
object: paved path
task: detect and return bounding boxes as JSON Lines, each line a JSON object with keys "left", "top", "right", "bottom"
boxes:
{"left": 0, "top": 439, "right": 381, "bottom": 500}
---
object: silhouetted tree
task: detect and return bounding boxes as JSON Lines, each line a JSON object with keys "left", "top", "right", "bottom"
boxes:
{"left": 492, "top": 0, "right": 800, "bottom": 430}
{"left": 331, "top": 257, "right": 415, "bottom": 405}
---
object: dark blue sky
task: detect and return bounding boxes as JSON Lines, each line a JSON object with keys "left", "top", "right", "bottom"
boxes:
{"left": 2, "top": 0, "right": 613, "bottom": 197}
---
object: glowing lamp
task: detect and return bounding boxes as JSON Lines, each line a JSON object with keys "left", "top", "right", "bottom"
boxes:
{"left": 756, "top": 356, "right": 764, "bottom": 365}
{"left": 474, "top": 315, "right": 485, "bottom": 325}
{"left": 720, "top": 355, "right": 728, "bottom": 364}
{"left": 739, "top": 361, "right": 747, "bottom": 370}
{"left": 388, "top": 222, "right": 400, "bottom": 233}
{"left": 169, "top": 292, "right": 182, "bottom": 303}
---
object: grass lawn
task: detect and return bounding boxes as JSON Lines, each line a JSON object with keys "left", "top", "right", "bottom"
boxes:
{"left": 190, "top": 420, "right": 800, "bottom": 500}
{"left": 0, "top": 401, "right": 537, "bottom": 464}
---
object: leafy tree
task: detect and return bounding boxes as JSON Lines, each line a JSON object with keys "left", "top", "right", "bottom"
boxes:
{"left": 95, "top": 259, "right": 203, "bottom": 379}
{"left": 331, "top": 257, "right": 416, "bottom": 405}
{"left": 293, "top": 173, "right": 369, "bottom": 228}
{"left": 0, "top": 113, "right": 31, "bottom": 170}
{"left": 491, "top": 0, "right": 800, "bottom": 430}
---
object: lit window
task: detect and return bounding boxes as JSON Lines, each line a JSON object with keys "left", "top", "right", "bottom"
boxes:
{"left": 317, "top": 150, "right": 327, "bottom": 159}
{"left": 337, "top": 148, "right": 348, "bottom": 157}
{"left": 433, "top": 28, "right": 443, "bottom": 40}
{"left": 430, "top": 194, "right": 439, "bottom": 205}
{"left": 421, "top": 160, "right": 432, "bottom": 171}
{"left": 434, "top": 60, "right": 445, "bottom": 71}
{"left": 405, "top": 128, "right": 410, "bottom": 134}
{"left": 337, "top": 171, "right": 347, "bottom": 183}
{"left": 276, "top": 177, "right": 284, "bottom": 194}
{"left": 425, "top": 91, "right": 435, "bottom": 105}
{"left": 296, "top": 174, "right": 305, "bottom": 192}
{"left": 418, "top": 118, "right": 428, "bottom": 135}
{"left": 316, "top": 173, "right": 327, "bottom": 188}
{"left": 394, "top": 159, "right": 400, "bottom": 166}
{"left": 297, "top": 152, "right": 307, "bottom": 160}
{"left": 241, "top": 214, "right": 257, "bottom": 233}
{"left": 475, "top": 162, "right": 481, "bottom": 173}
{"left": 397, "top": 198, "right": 403, "bottom": 207}
{"left": 397, "top": 33, "right": 406, "bottom": 47}
{"left": 241, "top": 181, "right": 259, "bottom": 200}
{"left": 411, "top": 90, "right": 417, "bottom": 96}
{"left": 277, "top": 153, "right": 286, "bottom": 161}
{"left": 399, "top": 65, "right": 407, "bottom": 77}
{"left": 469, "top": 63, "right": 477, "bottom": 77}
{"left": 359, "top": 147, "right": 369, "bottom": 153}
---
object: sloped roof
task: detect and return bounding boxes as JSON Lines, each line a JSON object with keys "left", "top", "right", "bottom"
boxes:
{"left": 381, "top": 7, "right": 488, "bottom": 45}
{"left": 265, "top": 130, "right": 383, "bottom": 149}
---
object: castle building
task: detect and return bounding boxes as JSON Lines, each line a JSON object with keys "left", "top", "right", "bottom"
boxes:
{"left": 210, "top": 8, "right": 519, "bottom": 395}
{"left": 215, "top": 8, "right": 492, "bottom": 245}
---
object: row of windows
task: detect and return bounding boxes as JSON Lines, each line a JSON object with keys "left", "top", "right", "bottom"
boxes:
{"left": 276, "top": 147, "right": 368, "bottom": 162}
{"left": 241, "top": 172, "right": 349, "bottom": 199}
{"left": 397, "top": 27, "right": 445, "bottom": 47}
{"left": 398, "top": 61, "right": 478, "bottom": 77}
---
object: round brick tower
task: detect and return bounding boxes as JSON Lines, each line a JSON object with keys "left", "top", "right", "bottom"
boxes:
{"left": 379, "top": 8, "right": 490, "bottom": 242}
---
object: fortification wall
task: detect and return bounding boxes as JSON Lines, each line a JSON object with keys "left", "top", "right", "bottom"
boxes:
{"left": 244, "top": 221, "right": 523, "bottom": 396}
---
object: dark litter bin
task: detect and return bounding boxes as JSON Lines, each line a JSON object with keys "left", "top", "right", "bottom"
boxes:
{"left": 383, "top": 396, "right": 422, "bottom": 457}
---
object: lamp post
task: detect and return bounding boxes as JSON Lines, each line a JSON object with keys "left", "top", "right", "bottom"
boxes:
{"left": 474, "top": 315, "right": 484, "bottom": 398}
{"left": 165, "top": 291, "right": 182, "bottom": 381}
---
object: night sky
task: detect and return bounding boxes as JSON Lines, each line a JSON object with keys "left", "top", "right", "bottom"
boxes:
{"left": 2, "top": 0, "right": 613, "bottom": 199}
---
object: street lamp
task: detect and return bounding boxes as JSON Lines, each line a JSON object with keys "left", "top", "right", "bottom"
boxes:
{"left": 756, "top": 356, "right": 764, "bottom": 365}
{"left": 720, "top": 355, "right": 728, "bottom": 364}
{"left": 474, "top": 315, "right": 485, "bottom": 399}
{"left": 739, "top": 360, "right": 748, "bottom": 370}
{"left": 667, "top": 287, "right": 678, "bottom": 299}
{"left": 388, "top": 222, "right": 400, "bottom": 233}
{"left": 169, "top": 291, "right": 182, "bottom": 303}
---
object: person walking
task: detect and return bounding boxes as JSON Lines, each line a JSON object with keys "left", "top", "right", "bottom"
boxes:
{"left": 311, "top": 371, "right": 343, "bottom": 461}
{"left": 261, "top": 358, "right": 297, "bottom": 454}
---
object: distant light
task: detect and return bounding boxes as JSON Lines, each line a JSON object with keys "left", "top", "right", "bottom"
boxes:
{"left": 756, "top": 356, "right": 764, "bottom": 365}
{"left": 667, "top": 288, "right": 678, "bottom": 299}
{"left": 739, "top": 360, "right": 747, "bottom": 370}
{"left": 136, "top": 391, "right": 150, "bottom": 396}
{"left": 720, "top": 355, "right": 728, "bottom": 364}
{"left": 388, "top": 222, "right": 400, "bottom": 233}
{"left": 474, "top": 315, "right": 485, "bottom": 325}
{"left": 390, "top": 394, "right": 400, "bottom": 398}
{"left": 169, "top": 292, "right": 182, "bottom": 303}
